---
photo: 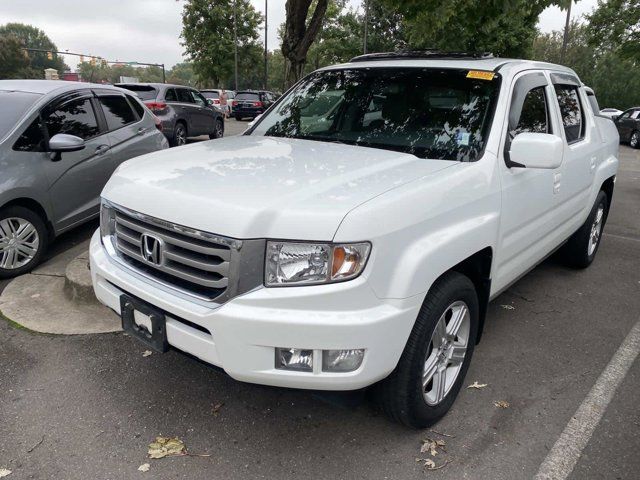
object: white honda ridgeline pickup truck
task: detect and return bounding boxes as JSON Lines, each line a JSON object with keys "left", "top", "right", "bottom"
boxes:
{"left": 90, "top": 52, "right": 619, "bottom": 428}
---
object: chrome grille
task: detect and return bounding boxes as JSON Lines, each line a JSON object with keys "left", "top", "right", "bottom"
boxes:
{"left": 105, "top": 205, "right": 266, "bottom": 303}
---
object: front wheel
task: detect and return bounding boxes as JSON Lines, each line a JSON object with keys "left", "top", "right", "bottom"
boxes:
{"left": 0, "top": 206, "right": 48, "bottom": 279}
{"left": 375, "top": 272, "right": 479, "bottom": 428}
{"left": 209, "top": 119, "right": 224, "bottom": 139}
{"left": 630, "top": 130, "right": 639, "bottom": 149}
{"left": 560, "top": 190, "right": 608, "bottom": 268}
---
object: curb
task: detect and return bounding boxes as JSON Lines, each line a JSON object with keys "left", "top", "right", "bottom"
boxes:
{"left": 63, "top": 252, "right": 97, "bottom": 305}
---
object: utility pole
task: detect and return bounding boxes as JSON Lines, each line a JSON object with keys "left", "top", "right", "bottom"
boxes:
{"left": 363, "top": 0, "right": 369, "bottom": 54}
{"left": 264, "top": 0, "right": 268, "bottom": 90}
{"left": 233, "top": 0, "right": 239, "bottom": 91}
{"left": 161, "top": 63, "right": 166, "bottom": 83}
{"left": 561, "top": 0, "right": 572, "bottom": 63}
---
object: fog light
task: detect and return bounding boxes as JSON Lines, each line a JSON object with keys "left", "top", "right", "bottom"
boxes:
{"left": 275, "top": 348, "right": 313, "bottom": 372}
{"left": 322, "top": 349, "right": 365, "bottom": 372}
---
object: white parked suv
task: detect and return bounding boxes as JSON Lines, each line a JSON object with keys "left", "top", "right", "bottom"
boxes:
{"left": 90, "top": 52, "right": 619, "bottom": 427}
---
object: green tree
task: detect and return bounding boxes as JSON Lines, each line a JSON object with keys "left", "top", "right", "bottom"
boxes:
{"left": 0, "top": 34, "right": 30, "bottom": 79}
{"left": 167, "top": 62, "right": 196, "bottom": 86}
{"left": 383, "top": 0, "right": 560, "bottom": 57}
{"left": 0, "top": 23, "right": 67, "bottom": 77}
{"left": 587, "top": 0, "right": 640, "bottom": 61}
{"left": 181, "top": 0, "right": 263, "bottom": 88}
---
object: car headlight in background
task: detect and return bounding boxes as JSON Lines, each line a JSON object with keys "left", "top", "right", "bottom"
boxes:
{"left": 265, "top": 241, "right": 371, "bottom": 286}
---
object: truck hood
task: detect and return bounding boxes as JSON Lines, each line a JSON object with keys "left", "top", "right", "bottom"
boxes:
{"left": 102, "top": 136, "right": 455, "bottom": 240}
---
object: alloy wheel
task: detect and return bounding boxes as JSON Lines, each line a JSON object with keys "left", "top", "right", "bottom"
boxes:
{"left": 631, "top": 132, "right": 639, "bottom": 148}
{"left": 0, "top": 217, "right": 40, "bottom": 270}
{"left": 176, "top": 126, "right": 186, "bottom": 146}
{"left": 422, "top": 300, "right": 470, "bottom": 406}
{"left": 588, "top": 204, "right": 605, "bottom": 256}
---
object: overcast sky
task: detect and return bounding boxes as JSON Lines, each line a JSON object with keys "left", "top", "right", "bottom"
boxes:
{"left": 0, "top": 0, "right": 599, "bottom": 71}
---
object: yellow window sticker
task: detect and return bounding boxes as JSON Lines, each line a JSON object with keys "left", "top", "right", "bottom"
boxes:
{"left": 466, "top": 70, "right": 496, "bottom": 81}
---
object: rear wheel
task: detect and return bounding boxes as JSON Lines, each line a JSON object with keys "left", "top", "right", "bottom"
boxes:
{"left": 375, "top": 272, "right": 479, "bottom": 428}
{"left": 560, "top": 190, "right": 608, "bottom": 268}
{"left": 630, "top": 130, "right": 639, "bottom": 149}
{"left": 170, "top": 122, "right": 187, "bottom": 147}
{"left": 0, "top": 206, "right": 48, "bottom": 279}
{"left": 209, "top": 118, "right": 224, "bottom": 139}
{"left": 235, "top": 115, "right": 243, "bottom": 121}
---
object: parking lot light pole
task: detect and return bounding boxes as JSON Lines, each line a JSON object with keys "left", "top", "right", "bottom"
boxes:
{"left": 264, "top": 0, "right": 268, "bottom": 90}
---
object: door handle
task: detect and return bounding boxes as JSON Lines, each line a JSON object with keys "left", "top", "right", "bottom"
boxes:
{"left": 137, "top": 127, "right": 147, "bottom": 135}
{"left": 95, "top": 145, "right": 110, "bottom": 155}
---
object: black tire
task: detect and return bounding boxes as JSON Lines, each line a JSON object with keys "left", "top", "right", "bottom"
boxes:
{"left": 170, "top": 122, "right": 187, "bottom": 147}
{"left": 375, "top": 272, "right": 479, "bottom": 428}
{"left": 630, "top": 130, "right": 639, "bottom": 149}
{"left": 560, "top": 190, "right": 608, "bottom": 268}
{"left": 0, "top": 206, "right": 48, "bottom": 279}
{"left": 209, "top": 118, "right": 224, "bottom": 139}
{"left": 235, "top": 115, "right": 243, "bottom": 121}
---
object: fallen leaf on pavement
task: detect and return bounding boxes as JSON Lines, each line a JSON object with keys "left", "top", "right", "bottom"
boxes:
{"left": 138, "top": 463, "right": 150, "bottom": 472}
{"left": 148, "top": 437, "right": 186, "bottom": 458}
{"left": 424, "top": 459, "right": 436, "bottom": 469}
{"left": 494, "top": 400, "right": 510, "bottom": 408}
{"left": 467, "top": 381, "right": 488, "bottom": 389}
{"left": 142, "top": 350, "right": 152, "bottom": 357}
{"left": 0, "top": 469, "right": 11, "bottom": 478}
{"left": 420, "top": 438, "right": 445, "bottom": 456}
{"left": 212, "top": 403, "right": 224, "bottom": 416}
{"left": 501, "top": 304, "right": 515, "bottom": 310}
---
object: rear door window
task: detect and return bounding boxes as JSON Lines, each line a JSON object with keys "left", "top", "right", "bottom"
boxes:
{"left": 126, "top": 94, "right": 145, "bottom": 118}
{"left": 45, "top": 97, "right": 100, "bottom": 140}
{"left": 98, "top": 95, "right": 138, "bottom": 131}
{"left": 177, "top": 89, "right": 194, "bottom": 103}
{"left": 164, "top": 89, "right": 177, "bottom": 102}
{"left": 554, "top": 85, "right": 585, "bottom": 143}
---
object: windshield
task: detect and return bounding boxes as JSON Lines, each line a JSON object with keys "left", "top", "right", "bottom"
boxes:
{"left": 117, "top": 85, "right": 158, "bottom": 101}
{"left": 0, "top": 90, "right": 42, "bottom": 140}
{"left": 251, "top": 68, "right": 501, "bottom": 161}
{"left": 237, "top": 92, "right": 260, "bottom": 101}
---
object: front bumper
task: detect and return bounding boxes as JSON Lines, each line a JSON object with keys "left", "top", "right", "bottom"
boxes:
{"left": 89, "top": 230, "right": 422, "bottom": 390}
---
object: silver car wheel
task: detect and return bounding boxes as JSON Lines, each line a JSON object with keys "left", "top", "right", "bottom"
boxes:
{"left": 422, "top": 300, "right": 470, "bottom": 406}
{"left": 176, "top": 126, "right": 187, "bottom": 146}
{"left": 588, "top": 204, "right": 604, "bottom": 256}
{"left": 631, "top": 131, "right": 639, "bottom": 148}
{"left": 0, "top": 217, "right": 40, "bottom": 270}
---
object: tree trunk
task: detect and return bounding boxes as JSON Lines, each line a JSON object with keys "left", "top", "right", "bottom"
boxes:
{"left": 281, "top": 0, "right": 328, "bottom": 87}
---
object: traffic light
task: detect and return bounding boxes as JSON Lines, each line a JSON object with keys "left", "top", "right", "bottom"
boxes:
{"left": 47, "top": 51, "right": 53, "bottom": 60}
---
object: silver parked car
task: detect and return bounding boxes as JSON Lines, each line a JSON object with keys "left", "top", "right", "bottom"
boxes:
{"left": 0, "top": 80, "right": 168, "bottom": 278}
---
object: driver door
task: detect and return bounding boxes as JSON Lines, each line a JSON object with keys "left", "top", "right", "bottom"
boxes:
{"left": 493, "top": 71, "right": 564, "bottom": 293}
{"left": 42, "top": 91, "right": 114, "bottom": 230}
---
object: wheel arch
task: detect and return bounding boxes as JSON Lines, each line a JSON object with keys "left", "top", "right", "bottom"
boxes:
{"left": 447, "top": 247, "right": 493, "bottom": 344}
{"left": 0, "top": 197, "right": 54, "bottom": 240}
{"left": 600, "top": 175, "right": 615, "bottom": 217}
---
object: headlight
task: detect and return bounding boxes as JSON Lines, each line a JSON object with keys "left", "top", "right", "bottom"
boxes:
{"left": 265, "top": 241, "right": 371, "bottom": 286}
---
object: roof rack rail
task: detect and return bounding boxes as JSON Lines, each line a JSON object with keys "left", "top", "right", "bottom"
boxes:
{"left": 349, "top": 50, "right": 494, "bottom": 62}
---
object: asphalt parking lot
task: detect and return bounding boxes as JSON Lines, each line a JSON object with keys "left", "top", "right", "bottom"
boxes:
{"left": 0, "top": 143, "right": 638, "bottom": 480}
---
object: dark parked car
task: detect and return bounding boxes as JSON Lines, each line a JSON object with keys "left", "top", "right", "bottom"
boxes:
{"left": 614, "top": 107, "right": 640, "bottom": 148}
{"left": 233, "top": 90, "right": 277, "bottom": 121}
{"left": 0, "top": 80, "right": 168, "bottom": 278}
{"left": 116, "top": 83, "right": 225, "bottom": 146}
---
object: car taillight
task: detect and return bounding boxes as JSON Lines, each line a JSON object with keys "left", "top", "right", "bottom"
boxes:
{"left": 213, "top": 99, "right": 220, "bottom": 104}
{"left": 153, "top": 115, "right": 162, "bottom": 131}
{"left": 232, "top": 100, "right": 237, "bottom": 106}
{"left": 253, "top": 101, "right": 263, "bottom": 107}
{"left": 144, "top": 101, "right": 167, "bottom": 113}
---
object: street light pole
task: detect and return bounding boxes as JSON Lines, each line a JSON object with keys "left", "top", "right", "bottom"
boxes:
{"left": 363, "top": 0, "right": 369, "bottom": 54}
{"left": 161, "top": 63, "right": 166, "bottom": 83}
{"left": 264, "top": 0, "right": 268, "bottom": 90}
{"left": 561, "top": 0, "right": 572, "bottom": 63}
{"left": 234, "top": 0, "right": 239, "bottom": 91}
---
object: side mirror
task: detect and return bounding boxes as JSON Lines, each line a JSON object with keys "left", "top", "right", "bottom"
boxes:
{"left": 206, "top": 98, "right": 214, "bottom": 106}
{"left": 49, "top": 133, "right": 85, "bottom": 152}
{"left": 509, "top": 132, "right": 563, "bottom": 169}
{"left": 612, "top": 115, "right": 619, "bottom": 122}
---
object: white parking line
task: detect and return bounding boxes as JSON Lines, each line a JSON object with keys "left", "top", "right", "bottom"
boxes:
{"left": 535, "top": 321, "right": 640, "bottom": 480}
